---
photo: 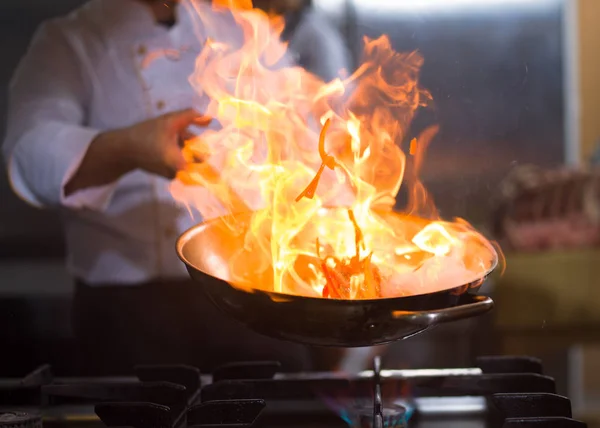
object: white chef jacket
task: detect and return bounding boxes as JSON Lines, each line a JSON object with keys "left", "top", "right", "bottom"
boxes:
{"left": 2, "top": 0, "right": 350, "bottom": 285}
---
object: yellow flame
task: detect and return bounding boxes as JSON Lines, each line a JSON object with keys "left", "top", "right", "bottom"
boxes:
{"left": 171, "top": 0, "right": 498, "bottom": 299}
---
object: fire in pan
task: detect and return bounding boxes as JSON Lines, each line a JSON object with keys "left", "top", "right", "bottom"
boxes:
{"left": 177, "top": 208, "right": 497, "bottom": 347}
{"left": 172, "top": 0, "right": 500, "bottom": 347}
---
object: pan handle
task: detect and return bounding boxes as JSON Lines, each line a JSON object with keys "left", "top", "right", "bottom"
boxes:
{"left": 392, "top": 294, "right": 494, "bottom": 326}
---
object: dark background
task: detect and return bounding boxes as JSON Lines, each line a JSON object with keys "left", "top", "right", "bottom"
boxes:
{"left": 352, "top": 1, "right": 565, "bottom": 222}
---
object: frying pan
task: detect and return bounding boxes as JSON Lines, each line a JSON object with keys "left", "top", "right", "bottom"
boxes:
{"left": 177, "top": 209, "right": 497, "bottom": 347}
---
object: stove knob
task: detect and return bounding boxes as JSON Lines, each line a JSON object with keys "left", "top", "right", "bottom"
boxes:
{"left": 0, "top": 412, "right": 42, "bottom": 428}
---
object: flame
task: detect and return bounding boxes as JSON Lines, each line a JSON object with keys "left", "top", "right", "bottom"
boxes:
{"left": 171, "top": 0, "right": 499, "bottom": 299}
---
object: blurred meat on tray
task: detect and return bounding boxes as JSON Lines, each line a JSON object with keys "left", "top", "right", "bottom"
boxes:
{"left": 493, "top": 165, "right": 600, "bottom": 252}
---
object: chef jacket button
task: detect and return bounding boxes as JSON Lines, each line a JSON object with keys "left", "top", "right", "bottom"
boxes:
{"left": 156, "top": 100, "right": 166, "bottom": 110}
{"left": 137, "top": 45, "right": 147, "bottom": 56}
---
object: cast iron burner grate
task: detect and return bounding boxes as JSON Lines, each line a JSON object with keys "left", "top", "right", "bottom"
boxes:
{"left": 0, "top": 356, "right": 588, "bottom": 428}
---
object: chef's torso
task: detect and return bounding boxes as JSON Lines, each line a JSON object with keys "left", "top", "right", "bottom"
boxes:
{"left": 58, "top": 0, "right": 205, "bottom": 284}
{"left": 10, "top": 0, "right": 349, "bottom": 285}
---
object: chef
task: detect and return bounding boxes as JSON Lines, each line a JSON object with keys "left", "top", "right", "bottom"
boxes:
{"left": 2, "top": 0, "right": 351, "bottom": 374}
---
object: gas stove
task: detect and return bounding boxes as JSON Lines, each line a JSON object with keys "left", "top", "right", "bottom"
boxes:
{"left": 0, "top": 356, "right": 587, "bottom": 427}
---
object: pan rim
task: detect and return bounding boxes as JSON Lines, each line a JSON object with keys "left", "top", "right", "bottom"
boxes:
{"left": 176, "top": 209, "right": 498, "bottom": 304}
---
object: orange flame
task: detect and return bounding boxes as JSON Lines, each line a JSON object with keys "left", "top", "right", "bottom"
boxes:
{"left": 295, "top": 118, "right": 339, "bottom": 202}
{"left": 171, "top": 0, "right": 498, "bottom": 299}
{"left": 409, "top": 138, "right": 417, "bottom": 156}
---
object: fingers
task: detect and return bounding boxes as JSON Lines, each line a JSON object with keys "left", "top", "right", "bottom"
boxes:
{"left": 152, "top": 108, "right": 211, "bottom": 179}
{"left": 173, "top": 150, "right": 187, "bottom": 172}
{"left": 157, "top": 147, "right": 187, "bottom": 180}
{"left": 179, "top": 130, "right": 199, "bottom": 151}
{"left": 180, "top": 130, "right": 196, "bottom": 142}
{"left": 193, "top": 115, "right": 213, "bottom": 127}
{"left": 179, "top": 130, "right": 206, "bottom": 164}
{"left": 166, "top": 108, "right": 212, "bottom": 130}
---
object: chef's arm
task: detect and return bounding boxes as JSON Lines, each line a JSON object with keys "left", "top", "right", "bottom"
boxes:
{"left": 64, "top": 109, "right": 208, "bottom": 197}
{"left": 62, "top": 131, "right": 134, "bottom": 198}
{"left": 3, "top": 22, "right": 206, "bottom": 210}
{"left": 2, "top": 22, "right": 110, "bottom": 210}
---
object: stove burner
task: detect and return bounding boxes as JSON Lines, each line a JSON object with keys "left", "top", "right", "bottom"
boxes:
{"left": 95, "top": 402, "right": 172, "bottom": 428}
{"left": 336, "top": 356, "right": 405, "bottom": 428}
{"left": 0, "top": 411, "right": 42, "bottom": 428}
{"left": 477, "top": 356, "right": 543, "bottom": 374}
{"left": 187, "top": 399, "right": 266, "bottom": 427}
{"left": 212, "top": 362, "right": 280, "bottom": 383}
{"left": 493, "top": 393, "right": 573, "bottom": 417}
{"left": 136, "top": 365, "right": 202, "bottom": 399}
{"left": 353, "top": 405, "right": 408, "bottom": 428}
{"left": 0, "top": 365, "right": 53, "bottom": 407}
{"left": 503, "top": 418, "right": 588, "bottom": 428}
{"left": 493, "top": 392, "right": 585, "bottom": 428}
{"left": 0, "top": 356, "right": 590, "bottom": 427}
{"left": 373, "top": 356, "right": 383, "bottom": 428}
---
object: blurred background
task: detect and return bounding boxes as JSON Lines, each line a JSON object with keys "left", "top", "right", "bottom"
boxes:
{"left": 1, "top": 0, "right": 600, "bottom": 423}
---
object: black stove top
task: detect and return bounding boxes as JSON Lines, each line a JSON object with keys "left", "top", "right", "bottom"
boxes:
{"left": 0, "top": 356, "right": 587, "bottom": 428}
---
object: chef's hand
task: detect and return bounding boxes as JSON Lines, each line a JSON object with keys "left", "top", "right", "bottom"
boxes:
{"left": 65, "top": 109, "right": 210, "bottom": 197}
{"left": 122, "top": 108, "right": 210, "bottom": 178}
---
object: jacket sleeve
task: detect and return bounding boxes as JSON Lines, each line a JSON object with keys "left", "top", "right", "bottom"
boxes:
{"left": 2, "top": 21, "right": 116, "bottom": 211}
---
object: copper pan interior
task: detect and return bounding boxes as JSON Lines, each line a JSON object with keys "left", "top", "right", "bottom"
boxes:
{"left": 178, "top": 211, "right": 270, "bottom": 289}
{"left": 177, "top": 209, "right": 498, "bottom": 298}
